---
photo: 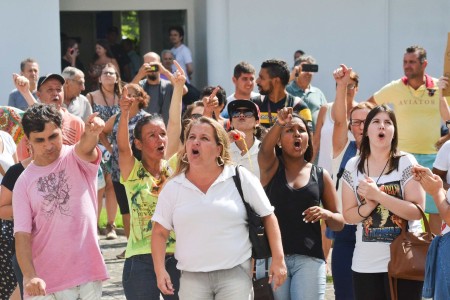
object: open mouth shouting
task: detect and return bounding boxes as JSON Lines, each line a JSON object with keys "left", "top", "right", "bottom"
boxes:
{"left": 294, "top": 140, "right": 302, "bottom": 151}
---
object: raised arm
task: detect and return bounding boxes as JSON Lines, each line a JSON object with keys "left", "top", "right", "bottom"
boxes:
{"left": 332, "top": 64, "right": 352, "bottom": 158}
{"left": 117, "top": 87, "right": 135, "bottom": 181}
{"left": 258, "top": 107, "right": 292, "bottom": 187}
{"left": 437, "top": 76, "right": 450, "bottom": 122}
{"left": 165, "top": 60, "right": 186, "bottom": 158}
{"left": 75, "top": 113, "right": 104, "bottom": 162}
{"left": 12, "top": 74, "right": 38, "bottom": 106}
{"left": 311, "top": 104, "right": 327, "bottom": 163}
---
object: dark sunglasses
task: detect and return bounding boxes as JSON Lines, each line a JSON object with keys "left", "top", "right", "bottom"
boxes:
{"left": 191, "top": 113, "right": 203, "bottom": 119}
{"left": 231, "top": 109, "right": 254, "bottom": 118}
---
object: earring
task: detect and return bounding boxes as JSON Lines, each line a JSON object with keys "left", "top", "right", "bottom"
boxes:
{"left": 181, "top": 153, "right": 189, "bottom": 164}
{"left": 216, "top": 155, "right": 224, "bottom": 167}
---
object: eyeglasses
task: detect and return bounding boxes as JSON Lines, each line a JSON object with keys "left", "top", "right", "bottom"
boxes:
{"left": 191, "top": 113, "right": 203, "bottom": 119}
{"left": 231, "top": 109, "right": 254, "bottom": 118}
{"left": 347, "top": 84, "right": 356, "bottom": 90}
{"left": 350, "top": 119, "right": 365, "bottom": 127}
{"left": 102, "top": 71, "right": 116, "bottom": 76}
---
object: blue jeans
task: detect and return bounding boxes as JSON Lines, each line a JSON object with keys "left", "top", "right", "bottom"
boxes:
{"left": 178, "top": 259, "right": 252, "bottom": 300}
{"left": 331, "top": 224, "right": 356, "bottom": 300}
{"left": 123, "top": 254, "right": 180, "bottom": 300}
{"left": 256, "top": 255, "right": 326, "bottom": 300}
{"left": 423, "top": 233, "right": 450, "bottom": 299}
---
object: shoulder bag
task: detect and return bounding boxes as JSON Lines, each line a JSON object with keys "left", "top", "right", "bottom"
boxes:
{"left": 388, "top": 203, "right": 434, "bottom": 300}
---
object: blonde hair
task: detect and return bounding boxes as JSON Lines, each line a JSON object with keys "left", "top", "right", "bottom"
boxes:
{"left": 174, "top": 117, "right": 232, "bottom": 177}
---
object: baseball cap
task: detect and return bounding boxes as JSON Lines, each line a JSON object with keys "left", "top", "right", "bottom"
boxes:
{"left": 37, "top": 74, "right": 65, "bottom": 91}
{"left": 228, "top": 99, "right": 260, "bottom": 121}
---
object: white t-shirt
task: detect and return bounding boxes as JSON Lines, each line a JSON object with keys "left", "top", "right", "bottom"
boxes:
{"left": 432, "top": 141, "right": 450, "bottom": 234}
{"left": 342, "top": 153, "right": 422, "bottom": 273}
{"left": 152, "top": 164, "right": 273, "bottom": 272}
{"left": 442, "top": 190, "right": 450, "bottom": 235}
{"left": 171, "top": 44, "right": 193, "bottom": 83}
{"left": 0, "top": 130, "right": 17, "bottom": 181}
{"left": 229, "top": 138, "right": 260, "bottom": 179}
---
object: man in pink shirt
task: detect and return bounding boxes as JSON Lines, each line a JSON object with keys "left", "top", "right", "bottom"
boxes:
{"left": 13, "top": 104, "right": 108, "bottom": 299}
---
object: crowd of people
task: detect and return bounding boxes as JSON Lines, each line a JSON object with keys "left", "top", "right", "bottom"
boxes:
{"left": 1, "top": 39, "right": 450, "bottom": 300}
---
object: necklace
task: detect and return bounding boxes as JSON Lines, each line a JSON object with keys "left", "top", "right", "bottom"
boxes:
{"left": 366, "top": 158, "right": 390, "bottom": 185}
{"left": 100, "top": 88, "right": 117, "bottom": 107}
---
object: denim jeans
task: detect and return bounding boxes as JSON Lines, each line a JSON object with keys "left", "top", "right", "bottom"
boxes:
{"left": 123, "top": 253, "right": 180, "bottom": 300}
{"left": 331, "top": 224, "right": 356, "bottom": 300}
{"left": 423, "top": 233, "right": 450, "bottom": 299}
{"left": 178, "top": 259, "right": 252, "bottom": 300}
{"left": 256, "top": 254, "right": 326, "bottom": 300}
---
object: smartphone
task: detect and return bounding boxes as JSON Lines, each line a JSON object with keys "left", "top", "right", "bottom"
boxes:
{"left": 146, "top": 65, "right": 159, "bottom": 72}
{"left": 69, "top": 48, "right": 75, "bottom": 55}
{"left": 302, "top": 64, "right": 319, "bottom": 73}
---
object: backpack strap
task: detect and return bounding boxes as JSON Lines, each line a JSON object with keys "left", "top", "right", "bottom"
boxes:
{"left": 335, "top": 141, "right": 357, "bottom": 190}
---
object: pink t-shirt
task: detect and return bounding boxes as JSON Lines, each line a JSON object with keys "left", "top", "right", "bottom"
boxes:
{"left": 13, "top": 145, "right": 108, "bottom": 297}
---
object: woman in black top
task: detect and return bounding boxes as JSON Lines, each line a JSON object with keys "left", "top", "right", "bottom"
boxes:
{"left": 257, "top": 107, "right": 344, "bottom": 300}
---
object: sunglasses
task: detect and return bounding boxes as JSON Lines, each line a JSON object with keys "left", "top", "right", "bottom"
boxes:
{"left": 231, "top": 109, "right": 254, "bottom": 118}
{"left": 191, "top": 113, "right": 203, "bottom": 119}
{"left": 102, "top": 71, "right": 116, "bottom": 76}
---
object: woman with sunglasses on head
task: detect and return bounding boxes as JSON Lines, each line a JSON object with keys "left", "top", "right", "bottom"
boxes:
{"left": 227, "top": 99, "right": 266, "bottom": 178}
{"left": 329, "top": 65, "right": 374, "bottom": 300}
{"left": 100, "top": 81, "right": 149, "bottom": 259}
{"left": 117, "top": 61, "right": 185, "bottom": 299}
{"left": 87, "top": 63, "right": 122, "bottom": 242}
{"left": 257, "top": 107, "right": 344, "bottom": 300}
{"left": 341, "top": 105, "right": 425, "bottom": 300}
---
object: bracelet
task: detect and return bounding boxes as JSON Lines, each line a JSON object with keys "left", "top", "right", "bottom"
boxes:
{"left": 357, "top": 204, "right": 370, "bottom": 219}
{"left": 275, "top": 120, "right": 286, "bottom": 127}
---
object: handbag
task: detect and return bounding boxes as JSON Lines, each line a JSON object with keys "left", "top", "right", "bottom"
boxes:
{"left": 388, "top": 203, "right": 434, "bottom": 300}
{"left": 233, "top": 165, "right": 271, "bottom": 259}
{"left": 253, "top": 259, "right": 274, "bottom": 300}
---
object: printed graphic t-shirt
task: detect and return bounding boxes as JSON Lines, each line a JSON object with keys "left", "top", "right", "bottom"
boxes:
{"left": 342, "top": 153, "right": 422, "bottom": 273}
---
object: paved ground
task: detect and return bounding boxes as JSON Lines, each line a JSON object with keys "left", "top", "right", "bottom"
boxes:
{"left": 99, "top": 233, "right": 335, "bottom": 299}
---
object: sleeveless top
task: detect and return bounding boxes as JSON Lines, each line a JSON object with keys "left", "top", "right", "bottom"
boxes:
{"left": 92, "top": 103, "right": 120, "bottom": 122}
{"left": 265, "top": 159, "right": 324, "bottom": 260}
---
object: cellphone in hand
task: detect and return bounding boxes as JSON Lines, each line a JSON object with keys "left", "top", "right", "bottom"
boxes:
{"left": 301, "top": 64, "right": 319, "bottom": 73}
{"left": 69, "top": 48, "right": 75, "bottom": 55}
{"left": 146, "top": 65, "right": 159, "bottom": 72}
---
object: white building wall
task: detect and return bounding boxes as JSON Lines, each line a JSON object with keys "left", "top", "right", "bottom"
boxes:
{"left": 0, "top": 0, "right": 61, "bottom": 106}
{"left": 1, "top": 0, "right": 450, "bottom": 106}
{"left": 209, "top": 0, "right": 450, "bottom": 102}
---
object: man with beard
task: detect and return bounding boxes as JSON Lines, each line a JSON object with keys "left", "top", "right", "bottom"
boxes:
{"left": 287, "top": 55, "right": 327, "bottom": 132}
{"left": 252, "top": 59, "right": 312, "bottom": 130}
{"left": 131, "top": 52, "right": 187, "bottom": 125}
{"left": 367, "top": 45, "right": 450, "bottom": 235}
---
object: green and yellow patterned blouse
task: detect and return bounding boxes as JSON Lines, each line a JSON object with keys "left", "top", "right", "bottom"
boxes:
{"left": 121, "top": 155, "right": 177, "bottom": 258}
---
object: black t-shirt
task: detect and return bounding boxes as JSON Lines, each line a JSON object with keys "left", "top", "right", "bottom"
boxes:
{"left": 252, "top": 94, "right": 312, "bottom": 130}
{"left": 2, "top": 162, "right": 25, "bottom": 191}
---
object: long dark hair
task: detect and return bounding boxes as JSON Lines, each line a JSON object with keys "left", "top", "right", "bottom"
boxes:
{"left": 93, "top": 40, "right": 115, "bottom": 61}
{"left": 357, "top": 105, "right": 400, "bottom": 174}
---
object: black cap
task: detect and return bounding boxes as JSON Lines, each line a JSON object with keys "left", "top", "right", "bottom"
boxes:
{"left": 37, "top": 74, "right": 65, "bottom": 91}
{"left": 228, "top": 99, "right": 260, "bottom": 121}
